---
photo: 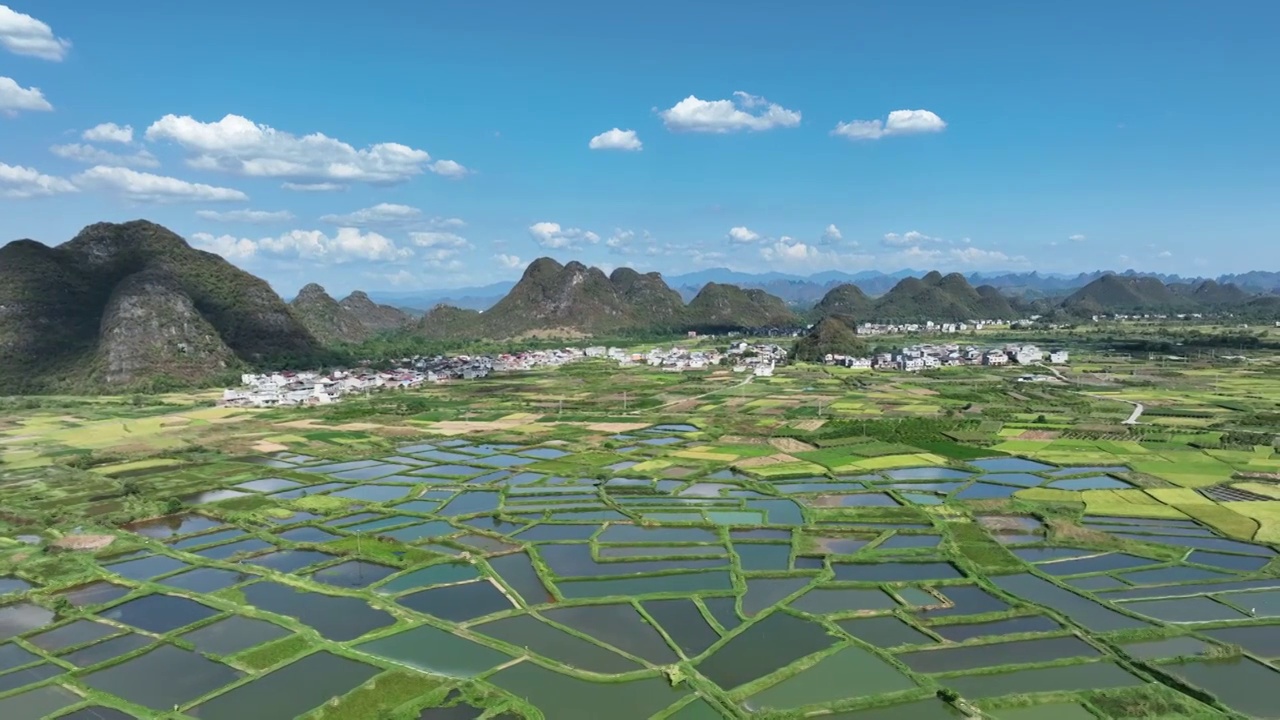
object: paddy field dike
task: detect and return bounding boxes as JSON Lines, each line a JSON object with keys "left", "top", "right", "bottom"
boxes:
{"left": 1, "top": 353, "right": 1280, "bottom": 718}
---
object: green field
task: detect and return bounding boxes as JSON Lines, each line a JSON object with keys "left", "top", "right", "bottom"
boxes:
{"left": 1, "top": 344, "right": 1278, "bottom": 718}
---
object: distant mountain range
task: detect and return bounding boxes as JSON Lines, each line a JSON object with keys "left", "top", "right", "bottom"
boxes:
{"left": 3, "top": 221, "right": 1277, "bottom": 391}
{"left": 366, "top": 267, "right": 1280, "bottom": 311}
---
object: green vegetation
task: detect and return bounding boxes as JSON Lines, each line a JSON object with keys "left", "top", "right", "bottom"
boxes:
{"left": 0, "top": 329, "right": 1278, "bottom": 719}
{"left": 790, "top": 316, "right": 868, "bottom": 363}
{"left": 233, "top": 635, "right": 315, "bottom": 670}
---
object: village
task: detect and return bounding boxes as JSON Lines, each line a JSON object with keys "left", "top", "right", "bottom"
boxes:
{"left": 219, "top": 338, "right": 1065, "bottom": 408}
{"left": 823, "top": 342, "right": 1068, "bottom": 372}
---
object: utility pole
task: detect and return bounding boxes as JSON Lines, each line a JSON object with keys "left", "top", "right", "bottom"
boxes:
{"left": 623, "top": 391, "right": 628, "bottom": 412}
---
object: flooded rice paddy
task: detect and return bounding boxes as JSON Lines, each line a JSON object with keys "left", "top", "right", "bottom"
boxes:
{"left": 4, "top": 433, "right": 1280, "bottom": 717}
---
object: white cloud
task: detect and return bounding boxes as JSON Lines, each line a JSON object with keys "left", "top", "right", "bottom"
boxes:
{"left": 432, "top": 217, "right": 466, "bottom": 229}
{"left": 191, "top": 232, "right": 258, "bottom": 260}
{"left": 260, "top": 228, "right": 411, "bottom": 262}
{"left": 0, "top": 161, "right": 77, "bottom": 198}
{"left": 281, "top": 182, "right": 343, "bottom": 192}
{"left": 320, "top": 203, "right": 421, "bottom": 226}
{"left": 191, "top": 227, "right": 411, "bottom": 263}
{"left": 383, "top": 270, "right": 416, "bottom": 286}
{"left": 0, "top": 5, "right": 70, "bottom": 60}
{"left": 947, "top": 246, "right": 1018, "bottom": 265}
{"left": 605, "top": 229, "right": 636, "bottom": 253}
{"left": 50, "top": 143, "right": 159, "bottom": 168}
{"left": 1068, "top": 233, "right": 1086, "bottom": 242}
{"left": 0, "top": 76, "right": 52, "bottom": 114}
{"left": 495, "top": 253, "right": 523, "bottom": 270}
{"left": 821, "top": 224, "right": 843, "bottom": 244}
{"left": 832, "top": 109, "right": 947, "bottom": 141}
{"left": 145, "top": 113, "right": 464, "bottom": 186}
{"left": 758, "top": 236, "right": 874, "bottom": 271}
{"left": 74, "top": 166, "right": 248, "bottom": 203}
{"left": 429, "top": 159, "right": 470, "bottom": 178}
{"left": 589, "top": 128, "right": 642, "bottom": 151}
{"left": 660, "top": 91, "right": 801, "bottom": 133}
{"left": 728, "top": 226, "right": 761, "bottom": 243}
{"left": 890, "top": 244, "right": 1023, "bottom": 269}
{"left": 409, "top": 231, "right": 471, "bottom": 250}
{"left": 882, "top": 230, "right": 944, "bottom": 247}
{"left": 82, "top": 123, "right": 133, "bottom": 144}
{"left": 196, "top": 209, "right": 294, "bottom": 224}
{"left": 1157, "top": 250, "right": 1173, "bottom": 258}
{"left": 761, "top": 238, "right": 818, "bottom": 263}
{"left": 528, "top": 221, "right": 600, "bottom": 249}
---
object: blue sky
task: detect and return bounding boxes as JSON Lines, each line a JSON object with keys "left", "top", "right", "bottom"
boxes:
{"left": 2, "top": 1, "right": 1276, "bottom": 295}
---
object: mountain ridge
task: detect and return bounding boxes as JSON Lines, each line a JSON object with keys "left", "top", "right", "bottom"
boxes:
{"left": 365, "top": 268, "right": 1280, "bottom": 311}
{"left": 0, "top": 220, "right": 324, "bottom": 391}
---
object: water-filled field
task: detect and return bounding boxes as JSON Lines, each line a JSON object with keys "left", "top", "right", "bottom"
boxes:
{"left": 2, "top": 420, "right": 1280, "bottom": 718}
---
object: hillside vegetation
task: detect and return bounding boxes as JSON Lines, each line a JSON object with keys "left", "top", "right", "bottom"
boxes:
{"left": 0, "top": 221, "right": 325, "bottom": 392}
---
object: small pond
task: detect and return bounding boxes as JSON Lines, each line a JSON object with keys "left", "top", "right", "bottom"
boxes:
{"left": 81, "top": 644, "right": 241, "bottom": 710}
{"left": 543, "top": 603, "right": 680, "bottom": 665}
{"left": 697, "top": 612, "right": 836, "bottom": 690}
{"left": 376, "top": 562, "right": 480, "bottom": 594}
{"left": 26, "top": 619, "right": 116, "bottom": 652}
{"left": 930, "top": 614, "right": 1060, "bottom": 642}
{"left": 838, "top": 616, "right": 934, "bottom": 647}
{"left": 180, "top": 489, "right": 251, "bottom": 505}
{"left": 180, "top": 615, "right": 290, "bottom": 655}
{"left": 104, "top": 554, "right": 190, "bottom": 581}
{"left": 970, "top": 458, "right": 1055, "bottom": 473}
{"left": 242, "top": 581, "right": 395, "bottom": 641}
{"left": 945, "top": 660, "right": 1142, "bottom": 698}
{"left": 59, "top": 633, "right": 151, "bottom": 668}
{"left": 235, "top": 477, "right": 301, "bottom": 493}
{"left": 1122, "top": 596, "right": 1247, "bottom": 623}
{"left": 245, "top": 549, "right": 334, "bottom": 573}
{"left": 1162, "top": 657, "right": 1280, "bottom": 718}
{"left": 311, "top": 560, "right": 399, "bottom": 589}
{"left": 744, "top": 645, "right": 916, "bottom": 711}
{"left": 473, "top": 614, "right": 639, "bottom": 673}
{"left": 488, "top": 552, "right": 553, "bottom": 605}
{"left": 487, "top": 660, "right": 690, "bottom": 720}
{"left": 898, "top": 635, "right": 1098, "bottom": 673}
{"left": 57, "top": 581, "right": 129, "bottom": 608}
{"left": 99, "top": 594, "right": 216, "bottom": 633}
{"left": 358, "top": 623, "right": 514, "bottom": 677}
{"left": 189, "top": 651, "right": 381, "bottom": 720}
{"left": 884, "top": 467, "right": 975, "bottom": 481}
{"left": 397, "top": 580, "right": 516, "bottom": 622}
{"left": 832, "top": 562, "right": 962, "bottom": 583}
{"left": 126, "top": 513, "right": 221, "bottom": 538}
{"left": 643, "top": 598, "right": 721, "bottom": 658}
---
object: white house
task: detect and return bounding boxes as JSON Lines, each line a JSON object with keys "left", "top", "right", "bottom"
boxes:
{"left": 1048, "top": 350, "right": 1070, "bottom": 364}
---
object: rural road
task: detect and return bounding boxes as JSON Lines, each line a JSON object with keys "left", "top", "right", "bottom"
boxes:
{"left": 1083, "top": 392, "right": 1144, "bottom": 425}
{"left": 1036, "top": 363, "right": 1069, "bottom": 383}
{"left": 1120, "top": 401, "right": 1145, "bottom": 425}
{"left": 1037, "top": 363, "right": 1144, "bottom": 424}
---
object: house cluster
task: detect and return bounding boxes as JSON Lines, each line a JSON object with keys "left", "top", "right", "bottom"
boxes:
{"left": 221, "top": 369, "right": 429, "bottom": 407}
{"left": 223, "top": 345, "right": 609, "bottom": 407}
{"left": 825, "top": 343, "right": 1068, "bottom": 373}
{"left": 853, "top": 320, "right": 1005, "bottom": 336}
{"left": 490, "top": 348, "right": 587, "bottom": 372}
{"left": 727, "top": 342, "right": 788, "bottom": 376}
{"left": 627, "top": 346, "right": 726, "bottom": 371}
